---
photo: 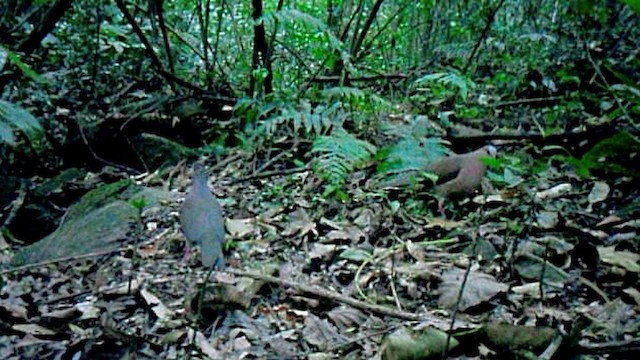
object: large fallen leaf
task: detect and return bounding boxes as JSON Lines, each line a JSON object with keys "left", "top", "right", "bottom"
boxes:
{"left": 302, "top": 313, "right": 347, "bottom": 350}
{"left": 598, "top": 246, "right": 640, "bottom": 273}
{"left": 283, "top": 208, "right": 316, "bottom": 237}
{"left": 12, "top": 324, "right": 56, "bottom": 337}
{"left": 381, "top": 326, "right": 458, "bottom": 360}
{"left": 226, "top": 218, "right": 258, "bottom": 237}
{"left": 513, "top": 254, "right": 569, "bottom": 286}
{"left": 437, "top": 267, "right": 508, "bottom": 311}
{"left": 141, "top": 289, "right": 171, "bottom": 320}
{"left": 481, "top": 323, "right": 557, "bottom": 355}
{"left": 588, "top": 181, "right": 610, "bottom": 204}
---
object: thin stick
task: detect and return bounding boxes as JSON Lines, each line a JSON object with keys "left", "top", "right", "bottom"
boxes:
{"left": 225, "top": 268, "right": 428, "bottom": 322}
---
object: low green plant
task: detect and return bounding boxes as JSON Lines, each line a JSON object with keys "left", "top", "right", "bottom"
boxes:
{"left": 0, "top": 100, "right": 43, "bottom": 146}
{"left": 311, "top": 127, "right": 376, "bottom": 200}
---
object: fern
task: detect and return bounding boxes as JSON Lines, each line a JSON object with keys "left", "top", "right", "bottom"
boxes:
{"left": 415, "top": 71, "right": 476, "bottom": 100}
{"left": 311, "top": 128, "right": 377, "bottom": 190}
{"left": 0, "top": 100, "right": 43, "bottom": 146}
{"left": 374, "top": 116, "right": 449, "bottom": 186}
{"left": 260, "top": 100, "right": 344, "bottom": 135}
{"left": 432, "top": 43, "right": 472, "bottom": 61}
{"left": 378, "top": 137, "right": 448, "bottom": 176}
{"left": 321, "top": 87, "right": 366, "bottom": 102}
{"left": 380, "top": 114, "right": 445, "bottom": 139}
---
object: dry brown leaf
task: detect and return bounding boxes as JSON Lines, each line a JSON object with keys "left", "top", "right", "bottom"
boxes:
{"left": 302, "top": 313, "right": 347, "bottom": 350}
{"left": 437, "top": 267, "right": 508, "bottom": 311}
{"left": 226, "top": 218, "right": 258, "bottom": 237}
{"left": 140, "top": 289, "right": 171, "bottom": 320}
{"left": 283, "top": 208, "right": 316, "bottom": 237}
{"left": 534, "top": 183, "right": 572, "bottom": 201}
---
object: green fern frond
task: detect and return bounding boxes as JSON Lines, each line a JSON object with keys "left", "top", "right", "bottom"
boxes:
{"left": 311, "top": 128, "right": 377, "bottom": 188}
{"left": 322, "top": 87, "right": 365, "bottom": 101}
{"left": 0, "top": 100, "right": 43, "bottom": 146}
{"left": 378, "top": 137, "right": 448, "bottom": 175}
{"left": 381, "top": 115, "right": 445, "bottom": 139}
{"left": 432, "top": 43, "right": 472, "bottom": 60}
{"left": 374, "top": 115, "right": 449, "bottom": 187}
{"left": 415, "top": 71, "right": 475, "bottom": 99}
{"left": 261, "top": 101, "right": 343, "bottom": 136}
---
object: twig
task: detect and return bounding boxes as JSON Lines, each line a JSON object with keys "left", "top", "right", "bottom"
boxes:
{"left": 78, "top": 122, "right": 140, "bottom": 173}
{"left": 389, "top": 233, "right": 402, "bottom": 311}
{"left": 443, "top": 227, "right": 480, "bottom": 359}
{"left": 1, "top": 180, "right": 28, "bottom": 229}
{"left": 1, "top": 247, "right": 127, "bottom": 275}
{"left": 579, "top": 338, "right": 640, "bottom": 355}
{"left": 539, "top": 333, "right": 564, "bottom": 360}
{"left": 225, "top": 268, "right": 427, "bottom": 321}
{"left": 462, "top": 0, "right": 507, "bottom": 74}
{"left": 582, "top": 38, "right": 634, "bottom": 129}
{"left": 495, "top": 96, "right": 564, "bottom": 108}
{"left": 253, "top": 141, "right": 299, "bottom": 175}
{"left": 445, "top": 121, "right": 616, "bottom": 143}
{"left": 232, "top": 164, "right": 311, "bottom": 184}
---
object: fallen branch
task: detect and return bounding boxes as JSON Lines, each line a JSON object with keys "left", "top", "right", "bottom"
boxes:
{"left": 226, "top": 268, "right": 456, "bottom": 325}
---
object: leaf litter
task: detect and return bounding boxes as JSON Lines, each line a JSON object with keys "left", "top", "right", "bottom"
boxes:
{"left": 1, "top": 146, "right": 639, "bottom": 359}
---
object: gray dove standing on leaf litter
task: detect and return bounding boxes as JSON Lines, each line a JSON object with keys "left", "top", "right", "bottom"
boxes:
{"left": 180, "top": 163, "right": 225, "bottom": 269}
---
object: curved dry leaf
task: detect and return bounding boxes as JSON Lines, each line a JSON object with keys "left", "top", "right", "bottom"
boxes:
{"left": 598, "top": 246, "right": 640, "bottom": 273}
{"left": 75, "top": 301, "right": 100, "bottom": 320}
{"left": 226, "top": 218, "right": 258, "bottom": 238}
{"left": 12, "top": 323, "right": 56, "bottom": 337}
{"left": 309, "top": 243, "right": 337, "bottom": 261}
{"left": 513, "top": 255, "right": 569, "bottom": 286}
{"left": 588, "top": 181, "right": 610, "bottom": 204}
{"left": 339, "top": 247, "right": 371, "bottom": 262}
{"left": 534, "top": 183, "right": 572, "bottom": 201}
{"left": 381, "top": 326, "right": 458, "bottom": 359}
{"left": 283, "top": 208, "right": 316, "bottom": 237}
{"left": 326, "top": 306, "right": 369, "bottom": 330}
{"left": 0, "top": 302, "right": 28, "bottom": 321}
{"left": 536, "top": 211, "right": 559, "bottom": 229}
{"left": 302, "top": 313, "right": 347, "bottom": 350}
{"left": 141, "top": 289, "right": 171, "bottom": 320}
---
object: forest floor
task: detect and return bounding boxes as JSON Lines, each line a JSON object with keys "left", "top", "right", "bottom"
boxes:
{"left": 1, "top": 124, "right": 639, "bottom": 359}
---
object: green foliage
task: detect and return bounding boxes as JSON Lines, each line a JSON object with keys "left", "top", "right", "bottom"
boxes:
{"left": 272, "top": 8, "right": 346, "bottom": 57}
{"left": 310, "top": 128, "right": 377, "bottom": 200}
{"left": 130, "top": 198, "right": 147, "bottom": 211}
{"left": 414, "top": 71, "right": 476, "bottom": 101}
{"left": 484, "top": 154, "right": 527, "bottom": 188}
{"left": 239, "top": 85, "right": 390, "bottom": 140}
{"left": 563, "top": 131, "right": 640, "bottom": 177}
{"left": 487, "top": 70, "right": 521, "bottom": 95}
{"left": 321, "top": 87, "right": 366, "bottom": 102}
{"left": 3, "top": 48, "right": 46, "bottom": 83}
{"left": 259, "top": 100, "right": 344, "bottom": 136}
{"left": 621, "top": 0, "right": 640, "bottom": 13}
{"left": 375, "top": 115, "right": 448, "bottom": 184}
{"left": 381, "top": 115, "right": 445, "bottom": 141}
{"left": 377, "top": 137, "right": 447, "bottom": 178}
{"left": 0, "top": 100, "right": 43, "bottom": 146}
